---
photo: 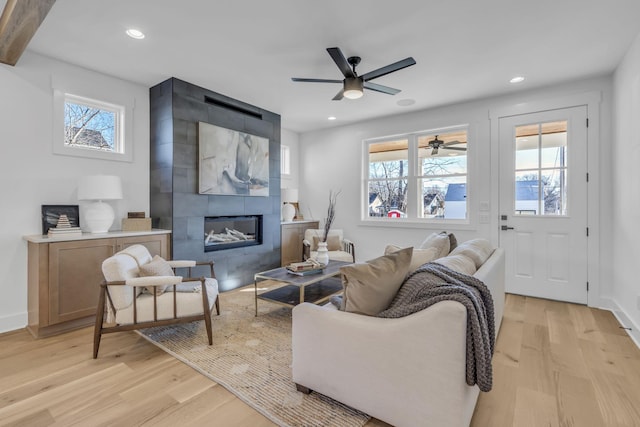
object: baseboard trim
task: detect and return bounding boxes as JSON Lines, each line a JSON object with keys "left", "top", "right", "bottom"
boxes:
{"left": 0, "top": 312, "right": 27, "bottom": 335}
{"left": 602, "top": 297, "right": 640, "bottom": 349}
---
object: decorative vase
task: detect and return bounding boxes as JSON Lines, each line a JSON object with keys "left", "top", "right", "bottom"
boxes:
{"left": 315, "top": 241, "right": 330, "bottom": 266}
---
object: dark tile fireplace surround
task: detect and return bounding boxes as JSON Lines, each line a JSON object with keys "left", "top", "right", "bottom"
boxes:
{"left": 150, "top": 78, "right": 281, "bottom": 291}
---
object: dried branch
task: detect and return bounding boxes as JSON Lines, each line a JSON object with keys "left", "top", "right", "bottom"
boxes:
{"left": 322, "top": 190, "right": 341, "bottom": 242}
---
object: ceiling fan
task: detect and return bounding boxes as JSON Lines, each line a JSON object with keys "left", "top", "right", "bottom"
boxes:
{"left": 427, "top": 136, "right": 467, "bottom": 155}
{"left": 291, "top": 47, "right": 416, "bottom": 101}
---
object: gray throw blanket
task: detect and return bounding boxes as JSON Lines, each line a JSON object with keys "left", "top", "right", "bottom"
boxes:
{"left": 377, "top": 262, "right": 495, "bottom": 392}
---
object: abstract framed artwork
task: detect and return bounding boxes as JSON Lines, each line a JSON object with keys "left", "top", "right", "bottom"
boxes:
{"left": 41, "top": 205, "right": 80, "bottom": 234}
{"left": 198, "top": 121, "right": 269, "bottom": 196}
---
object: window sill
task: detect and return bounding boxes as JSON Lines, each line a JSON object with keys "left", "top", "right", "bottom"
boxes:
{"left": 358, "top": 217, "right": 476, "bottom": 231}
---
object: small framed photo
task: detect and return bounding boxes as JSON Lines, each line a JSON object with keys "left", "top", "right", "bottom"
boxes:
{"left": 41, "top": 205, "right": 80, "bottom": 234}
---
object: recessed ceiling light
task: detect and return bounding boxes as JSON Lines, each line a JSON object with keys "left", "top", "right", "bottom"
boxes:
{"left": 126, "top": 29, "right": 145, "bottom": 39}
{"left": 510, "top": 76, "right": 525, "bottom": 84}
{"left": 397, "top": 99, "right": 416, "bottom": 107}
{"left": 328, "top": 116, "right": 337, "bottom": 121}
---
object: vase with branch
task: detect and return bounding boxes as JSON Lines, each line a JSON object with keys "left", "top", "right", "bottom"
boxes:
{"left": 315, "top": 190, "right": 340, "bottom": 266}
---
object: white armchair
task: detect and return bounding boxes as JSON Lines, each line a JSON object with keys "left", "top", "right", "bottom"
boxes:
{"left": 93, "top": 244, "right": 219, "bottom": 358}
{"left": 302, "top": 228, "right": 355, "bottom": 262}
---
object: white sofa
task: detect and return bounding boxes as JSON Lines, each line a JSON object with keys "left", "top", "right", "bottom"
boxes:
{"left": 292, "top": 246, "right": 505, "bottom": 427}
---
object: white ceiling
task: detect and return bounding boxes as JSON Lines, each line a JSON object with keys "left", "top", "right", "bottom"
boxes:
{"left": 23, "top": 0, "right": 640, "bottom": 133}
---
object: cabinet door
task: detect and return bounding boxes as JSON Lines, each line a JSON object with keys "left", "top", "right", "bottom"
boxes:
{"left": 48, "top": 239, "right": 117, "bottom": 325}
{"left": 281, "top": 224, "right": 301, "bottom": 266}
{"left": 117, "top": 234, "right": 169, "bottom": 258}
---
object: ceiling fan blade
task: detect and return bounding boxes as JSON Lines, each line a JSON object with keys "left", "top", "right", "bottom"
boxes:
{"left": 332, "top": 89, "right": 345, "bottom": 101}
{"left": 442, "top": 146, "right": 467, "bottom": 151}
{"left": 291, "top": 78, "right": 343, "bottom": 83}
{"left": 361, "top": 57, "right": 416, "bottom": 82}
{"left": 364, "top": 81, "right": 401, "bottom": 95}
{"left": 327, "top": 47, "right": 356, "bottom": 78}
{"left": 442, "top": 140, "right": 466, "bottom": 146}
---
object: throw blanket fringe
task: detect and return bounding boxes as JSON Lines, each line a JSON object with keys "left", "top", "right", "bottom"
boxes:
{"left": 377, "top": 262, "right": 495, "bottom": 392}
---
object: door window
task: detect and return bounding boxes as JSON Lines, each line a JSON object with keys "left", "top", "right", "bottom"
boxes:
{"left": 514, "top": 121, "right": 568, "bottom": 216}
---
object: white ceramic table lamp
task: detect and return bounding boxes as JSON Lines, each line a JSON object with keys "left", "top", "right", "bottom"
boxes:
{"left": 281, "top": 188, "right": 298, "bottom": 222}
{"left": 78, "top": 175, "right": 123, "bottom": 233}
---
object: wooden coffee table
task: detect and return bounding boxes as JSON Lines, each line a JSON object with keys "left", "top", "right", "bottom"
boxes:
{"left": 254, "top": 260, "right": 350, "bottom": 316}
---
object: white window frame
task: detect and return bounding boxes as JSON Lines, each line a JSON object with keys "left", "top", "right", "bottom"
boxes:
{"left": 52, "top": 80, "right": 134, "bottom": 162}
{"left": 361, "top": 125, "right": 471, "bottom": 227}
{"left": 281, "top": 144, "right": 291, "bottom": 175}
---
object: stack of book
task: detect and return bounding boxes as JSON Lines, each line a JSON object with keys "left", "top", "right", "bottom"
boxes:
{"left": 48, "top": 214, "right": 82, "bottom": 237}
{"left": 286, "top": 260, "right": 323, "bottom": 276}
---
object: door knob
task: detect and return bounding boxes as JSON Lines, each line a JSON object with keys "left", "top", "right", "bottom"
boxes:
{"left": 501, "top": 225, "right": 514, "bottom": 231}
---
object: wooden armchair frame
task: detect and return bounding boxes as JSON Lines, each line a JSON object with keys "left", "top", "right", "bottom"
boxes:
{"left": 93, "top": 261, "right": 219, "bottom": 358}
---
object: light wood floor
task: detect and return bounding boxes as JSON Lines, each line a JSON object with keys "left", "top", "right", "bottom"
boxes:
{"left": 0, "top": 294, "right": 638, "bottom": 426}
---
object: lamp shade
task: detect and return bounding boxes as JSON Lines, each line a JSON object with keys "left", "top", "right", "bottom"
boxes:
{"left": 78, "top": 175, "right": 123, "bottom": 201}
{"left": 281, "top": 188, "right": 298, "bottom": 203}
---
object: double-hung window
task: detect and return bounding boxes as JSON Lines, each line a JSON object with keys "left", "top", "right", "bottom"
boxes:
{"left": 365, "top": 127, "right": 468, "bottom": 221}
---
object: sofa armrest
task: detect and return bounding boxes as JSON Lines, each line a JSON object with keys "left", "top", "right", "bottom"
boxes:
{"left": 292, "top": 302, "right": 478, "bottom": 427}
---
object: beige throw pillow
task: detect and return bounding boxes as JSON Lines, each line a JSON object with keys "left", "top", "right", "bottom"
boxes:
{"left": 419, "top": 232, "right": 451, "bottom": 258}
{"left": 384, "top": 244, "right": 439, "bottom": 272}
{"left": 433, "top": 254, "right": 477, "bottom": 276}
{"left": 138, "top": 255, "right": 175, "bottom": 295}
{"left": 340, "top": 247, "right": 412, "bottom": 316}
{"left": 312, "top": 234, "right": 341, "bottom": 251}
{"left": 449, "top": 238, "right": 493, "bottom": 269}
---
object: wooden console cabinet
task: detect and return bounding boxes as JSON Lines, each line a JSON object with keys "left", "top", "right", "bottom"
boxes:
{"left": 281, "top": 220, "right": 319, "bottom": 266}
{"left": 24, "top": 230, "right": 171, "bottom": 338}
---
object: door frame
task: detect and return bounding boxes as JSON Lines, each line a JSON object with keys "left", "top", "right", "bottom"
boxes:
{"left": 489, "top": 91, "right": 602, "bottom": 307}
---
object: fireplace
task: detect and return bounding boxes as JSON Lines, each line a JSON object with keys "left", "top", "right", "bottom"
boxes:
{"left": 204, "top": 215, "right": 262, "bottom": 252}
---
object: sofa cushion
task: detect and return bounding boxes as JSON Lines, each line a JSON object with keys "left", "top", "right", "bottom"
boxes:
{"left": 449, "top": 238, "right": 493, "bottom": 269}
{"left": 419, "top": 232, "right": 451, "bottom": 258}
{"left": 384, "top": 244, "right": 439, "bottom": 272}
{"left": 340, "top": 247, "right": 412, "bottom": 316}
{"left": 433, "top": 253, "right": 477, "bottom": 276}
{"left": 138, "top": 255, "right": 174, "bottom": 295}
{"left": 312, "top": 234, "right": 341, "bottom": 251}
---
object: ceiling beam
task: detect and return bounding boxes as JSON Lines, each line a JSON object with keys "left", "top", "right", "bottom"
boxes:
{"left": 0, "top": 0, "right": 55, "bottom": 66}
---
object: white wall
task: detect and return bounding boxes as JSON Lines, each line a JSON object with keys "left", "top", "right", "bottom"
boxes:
{"left": 0, "top": 52, "right": 150, "bottom": 333}
{"left": 280, "top": 128, "right": 302, "bottom": 216}
{"left": 280, "top": 128, "right": 300, "bottom": 188}
{"left": 300, "top": 76, "right": 613, "bottom": 306}
{"left": 612, "top": 33, "right": 640, "bottom": 344}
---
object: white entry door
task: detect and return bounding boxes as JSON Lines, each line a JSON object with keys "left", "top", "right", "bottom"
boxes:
{"left": 498, "top": 106, "right": 588, "bottom": 304}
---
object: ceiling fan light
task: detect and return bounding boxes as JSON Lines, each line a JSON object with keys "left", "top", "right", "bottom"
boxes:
{"left": 343, "top": 78, "right": 364, "bottom": 99}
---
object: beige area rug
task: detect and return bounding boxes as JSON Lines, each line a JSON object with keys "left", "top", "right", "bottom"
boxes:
{"left": 137, "top": 283, "right": 370, "bottom": 427}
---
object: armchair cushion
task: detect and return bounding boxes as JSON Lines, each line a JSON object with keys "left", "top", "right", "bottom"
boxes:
{"left": 340, "top": 247, "right": 412, "bottom": 316}
{"left": 138, "top": 255, "right": 175, "bottom": 295}
{"left": 304, "top": 229, "right": 344, "bottom": 251}
{"left": 312, "top": 234, "right": 341, "bottom": 251}
{"left": 115, "top": 278, "right": 218, "bottom": 325}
